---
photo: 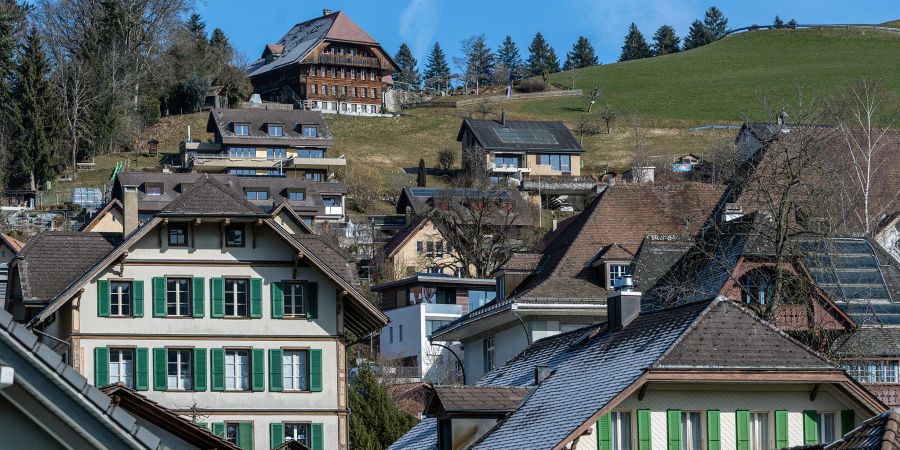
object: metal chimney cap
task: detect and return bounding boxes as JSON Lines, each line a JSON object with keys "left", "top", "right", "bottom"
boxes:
{"left": 615, "top": 275, "right": 636, "bottom": 292}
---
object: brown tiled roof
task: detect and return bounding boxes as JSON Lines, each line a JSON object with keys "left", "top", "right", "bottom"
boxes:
{"left": 826, "top": 409, "right": 900, "bottom": 450}
{"left": 428, "top": 386, "right": 531, "bottom": 414}
{"left": 207, "top": 108, "right": 333, "bottom": 147}
{"left": 265, "top": 44, "right": 284, "bottom": 55}
{"left": 379, "top": 215, "right": 429, "bottom": 260}
{"left": 0, "top": 233, "right": 24, "bottom": 253}
{"left": 496, "top": 253, "right": 545, "bottom": 274}
{"left": 292, "top": 233, "right": 358, "bottom": 289}
{"left": 159, "top": 176, "right": 267, "bottom": 217}
{"left": 325, "top": 11, "right": 377, "bottom": 43}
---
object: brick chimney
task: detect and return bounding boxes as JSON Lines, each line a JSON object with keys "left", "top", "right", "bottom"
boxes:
{"left": 607, "top": 275, "right": 641, "bottom": 330}
{"left": 123, "top": 185, "right": 139, "bottom": 235}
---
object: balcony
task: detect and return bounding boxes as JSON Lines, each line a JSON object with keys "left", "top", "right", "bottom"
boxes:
{"left": 190, "top": 154, "right": 282, "bottom": 172}
{"left": 287, "top": 156, "right": 347, "bottom": 171}
{"left": 323, "top": 206, "right": 344, "bottom": 216}
{"left": 316, "top": 53, "right": 382, "bottom": 69}
{"left": 425, "top": 303, "right": 464, "bottom": 316}
{"left": 489, "top": 162, "right": 530, "bottom": 174}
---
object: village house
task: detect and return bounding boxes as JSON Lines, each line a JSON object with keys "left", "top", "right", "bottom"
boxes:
{"left": 389, "top": 291, "right": 885, "bottom": 450}
{"left": 4, "top": 176, "right": 388, "bottom": 450}
{"left": 247, "top": 10, "right": 399, "bottom": 115}
{"left": 181, "top": 108, "right": 347, "bottom": 180}
{"left": 0, "top": 233, "right": 23, "bottom": 305}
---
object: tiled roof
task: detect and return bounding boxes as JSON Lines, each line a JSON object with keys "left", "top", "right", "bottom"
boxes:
{"left": 325, "top": 11, "right": 377, "bottom": 43}
{"left": 378, "top": 214, "right": 429, "bottom": 260}
{"left": 386, "top": 418, "right": 437, "bottom": 450}
{"left": 395, "top": 187, "right": 533, "bottom": 226}
{"left": 832, "top": 326, "right": 900, "bottom": 357}
{"left": 159, "top": 176, "right": 266, "bottom": 217}
{"left": 0, "top": 233, "right": 24, "bottom": 253}
{"left": 456, "top": 118, "right": 584, "bottom": 152}
{"left": 631, "top": 235, "right": 696, "bottom": 292}
{"left": 16, "top": 232, "right": 123, "bottom": 303}
{"left": 206, "top": 108, "right": 333, "bottom": 147}
{"left": 291, "top": 233, "right": 358, "bottom": 289}
{"left": 429, "top": 386, "right": 531, "bottom": 414}
{"left": 826, "top": 409, "right": 900, "bottom": 450}
{"left": 495, "top": 253, "right": 545, "bottom": 274}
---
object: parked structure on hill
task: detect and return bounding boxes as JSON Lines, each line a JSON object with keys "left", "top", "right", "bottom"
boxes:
{"left": 247, "top": 10, "right": 399, "bottom": 115}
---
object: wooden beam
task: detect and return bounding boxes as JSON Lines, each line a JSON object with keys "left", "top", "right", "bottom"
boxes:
{"left": 810, "top": 383, "right": 820, "bottom": 401}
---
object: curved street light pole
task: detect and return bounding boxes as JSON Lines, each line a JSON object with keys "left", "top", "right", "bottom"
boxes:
{"left": 429, "top": 341, "right": 466, "bottom": 385}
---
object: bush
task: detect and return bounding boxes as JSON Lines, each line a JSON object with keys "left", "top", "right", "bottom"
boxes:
{"left": 515, "top": 78, "right": 549, "bottom": 93}
{"left": 437, "top": 148, "right": 457, "bottom": 171}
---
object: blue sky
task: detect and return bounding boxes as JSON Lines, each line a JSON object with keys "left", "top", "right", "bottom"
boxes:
{"left": 196, "top": 0, "right": 898, "bottom": 67}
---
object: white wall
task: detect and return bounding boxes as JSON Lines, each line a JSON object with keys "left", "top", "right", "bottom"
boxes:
{"left": 381, "top": 304, "right": 424, "bottom": 363}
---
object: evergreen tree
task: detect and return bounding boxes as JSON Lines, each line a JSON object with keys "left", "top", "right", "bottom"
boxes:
{"left": 703, "top": 6, "right": 729, "bottom": 40}
{"left": 10, "top": 27, "right": 60, "bottom": 190}
{"left": 422, "top": 42, "right": 450, "bottom": 93}
{"left": 462, "top": 34, "right": 493, "bottom": 87}
{"left": 787, "top": 18, "right": 798, "bottom": 28}
{"left": 348, "top": 367, "right": 418, "bottom": 449}
{"left": 652, "top": 25, "right": 681, "bottom": 55}
{"left": 547, "top": 47, "right": 561, "bottom": 73}
{"left": 683, "top": 19, "right": 713, "bottom": 50}
{"left": 565, "top": 36, "right": 598, "bottom": 69}
{"left": 187, "top": 13, "right": 206, "bottom": 40}
{"left": 773, "top": 16, "right": 785, "bottom": 29}
{"left": 392, "top": 42, "right": 420, "bottom": 89}
{"left": 496, "top": 35, "right": 522, "bottom": 80}
{"left": 417, "top": 158, "right": 427, "bottom": 187}
{"left": 527, "top": 32, "right": 552, "bottom": 77}
{"left": 209, "top": 27, "right": 229, "bottom": 49}
{"left": 619, "top": 23, "right": 652, "bottom": 62}
{"left": 0, "top": 4, "right": 16, "bottom": 107}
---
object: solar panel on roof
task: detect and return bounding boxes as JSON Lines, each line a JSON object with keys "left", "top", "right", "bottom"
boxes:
{"left": 834, "top": 270, "right": 885, "bottom": 285}
{"left": 832, "top": 240, "right": 873, "bottom": 254}
{"left": 493, "top": 127, "right": 558, "bottom": 145}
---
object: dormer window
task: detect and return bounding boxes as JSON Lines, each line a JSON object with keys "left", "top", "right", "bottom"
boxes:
{"left": 740, "top": 269, "right": 775, "bottom": 305}
{"left": 268, "top": 124, "right": 283, "bottom": 137}
{"left": 145, "top": 183, "right": 163, "bottom": 196}
{"left": 302, "top": 126, "right": 318, "bottom": 138}
{"left": 288, "top": 190, "right": 306, "bottom": 201}
{"left": 234, "top": 123, "right": 250, "bottom": 136}
{"left": 606, "top": 263, "right": 631, "bottom": 289}
{"left": 245, "top": 188, "right": 269, "bottom": 201}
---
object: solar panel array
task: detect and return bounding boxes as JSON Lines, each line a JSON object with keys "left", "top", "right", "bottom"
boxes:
{"left": 493, "top": 127, "right": 559, "bottom": 145}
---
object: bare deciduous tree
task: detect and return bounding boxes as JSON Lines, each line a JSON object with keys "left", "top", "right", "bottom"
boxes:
{"left": 587, "top": 85, "right": 601, "bottom": 113}
{"left": 600, "top": 104, "right": 617, "bottom": 134}
{"left": 339, "top": 164, "right": 386, "bottom": 213}
{"left": 475, "top": 99, "right": 497, "bottom": 119}
{"left": 437, "top": 148, "right": 456, "bottom": 172}
{"left": 574, "top": 116, "right": 599, "bottom": 146}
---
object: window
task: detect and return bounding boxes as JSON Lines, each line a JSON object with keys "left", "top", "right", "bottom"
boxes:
{"left": 331, "top": 67, "right": 336, "bottom": 77}
{"left": 331, "top": 85, "right": 337, "bottom": 95}
{"left": 226, "top": 422, "right": 242, "bottom": 445}
{"left": 340, "top": 67, "right": 345, "bottom": 78}
{"left": 225, "top": 349, "right": 250, "bottom": 390}
{"left": 110, "top": 281, "right": 132, "bottom": 316}
{"left": 298, "top": 148, "right": 324, "bottom": 158}
{"left": 436, "top": 241, "right": 444, "bottom": 257}
{"left": 416, "top": 241, "right": 424, "bottom": 254}
{"left": 304, "top": 171, "right": 324, "bottom": 182}
{"left": 361, "top": 87, "right": 367, "bottom": 98}
{"left": 229, "top": 147, "right": 254, "bottom": 158}
{"left": 538, "top": 154, "right": 572, "bottom": 172}
{"left": 166, "top": 278, "right": 192, "bottom": 316}
{"left": 284, "top": 423, "right": 311, "bottom": 445}
{"left": 246, "top": 189, "right": 269, "bottom": 201}
{"left": 494, "top": 155, "right": 520, "bottom": 168}
{"left": 399, "top": 324, "right": 403, "bottom": 341}
{"left": 322, "top": 197, "right": 339, "bottom": 207}
{"left": 484, "top": 336, "right": 495, "bottom": 372}
{"left": 319, "top": 66, "right": 325, "bottom": 76}
{"left": 267, "top": 148, "right": 287, "bottom": 159}
{"left": 350, "top": 68, "right": 356, "bottom": 79}
{"left": 426, "top": 241, "right": 435, "bottom": 257}
{"left": 741, "top": 270, "right": 775, "bottom": 305}
{"left": 145, "top": 184, "right": 163, "bottom": 196}
{"left": 302, "top": 126, "right": 318, "bottom": 138}
{"left": 817, "top": 412, "right": 836, "bottom": 444}
{"left": 168, "top": 223, "right": 188, "bottom": 247}
{"left": 268, "top": 124, "right": 284, "bottom": 137}
{"left": 352, "top": 87, "right": 358, "bottom": 97}
{"left": 389, "top": 326, "right": 394, "bottom": 343}
{"left": 681, "top": 412, "right": 702, "bottom": 450}
{"left": 370, "top": 71, "right": 376, "bottom": 81}
{"left": 611, "top": 411, "right": 632, "bottom": 450}
{"left": 234, "top": 123, "right": 250, "bottom": 136}
{"left": 288, "top": 190, "right": 306, "bottom": 201}
{"left": 844, "top": 360, "right": 900, "bottom": 383}
{"left": 426, "top": 319, "right": 452, "bottom": 337}
{"left": 225, "top": 224, "right": 245, "bottom": 247}
{"left": 283, "top": 350, "right": 309, "bottom": 391}
{"left": 468, "top": 290, "right": 496, "bottom": 311}
{"left": 312, "top": 84, "right": 318, "bottom": 94}
{"left": 109, "top": 348, "right": 135, "bottom": 388}
{"left": 224, "top": 278, "right": 249, "bottom": 317}
{"left": 608, "top": 264, "right": 630, "bottom": 289}
{"left": 166, "top": 349, "right": 193, "bottom": 390}
{"left": 284, "top": 282, "right": 306, "bottom": 316}
{"left": 749, "top": 412, "right": 769, "bottom": 450}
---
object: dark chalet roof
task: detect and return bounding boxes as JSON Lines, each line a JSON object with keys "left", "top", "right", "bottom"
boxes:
{"left": 825, "top": 409, "right": 900, "bottom": 450}
{"left": 457, "top": 118, "right": 584, "bottom": 153}
{"left": 206, "top": 108, "right": 333, "bottom": 147}
{"left": 426, "top": 385, "right": 531, "bottom": 414}
{"left": 159, "top": 176, "right": 267, "bottom": 217}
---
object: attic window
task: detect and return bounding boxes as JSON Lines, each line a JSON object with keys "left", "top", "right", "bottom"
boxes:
{"left": 302, "top": 126, "right": 318, "bottom": 138}
{"left": 268, "top": 124, "right": 284, "bottom": 137}
{"left": 245, "top": 188, "right": 269, "bottom": 201}
{"left": 145, "top": 184, "right": 163, "bottom": 196}
{"left": 606, "top": 263, "right": 631, "bottom": 289}
{"left": 234, "top": 123, "right": 250, "bottom": 136}
{"left": 740, "top": 269, "right": 775, "bottom": 305}
{"left": 288, "top": 190, "right": 306, "bottom": 201}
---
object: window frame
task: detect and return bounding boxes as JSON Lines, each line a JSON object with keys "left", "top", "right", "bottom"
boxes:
{"left": 283, "top": 281, "right": 307, "bottom": 317}
{"left": 224, "top": 277, "right": 250, "bottom": 318}
{"left": 233, "top": 123, "right": 250, "bottom": 136}
{"left": 611, "top": 411, "right": 632, "bottom": 450}
{"left": 816, "top": 411, "right": 837, "bottom": 444}
{"left": 288, "top": 190, "right": 306, "bottom": 202}
{"left": 268, "top": 124, "right": 284, "bottom": 137}
{"left": 108, "top": 347, "right": 136, "bottom": 388}
{"left": 225, "top": 422, "right": 242, "bottom": 446}
{"left": 749, "top": 411, "right": 770, "bottom": 450}
{"left": 283, "top": 422, "right": 312, "bottom": 446}
{"left": 245, "top": 189, "right": 270, "bottom": 201}
{"left": 224, "top": 224, "right": 246, "bottom": 247}
{"left": 302, "top": 126, "right": 319, "bottom": 138}
{"left": 166, "top": 348, "right": 193, "bottom": 391}
{"left": 166, "top": 277, "right": 193, "bottom": 317}
{"left": 282, "top": 349, "right": 311, "bottom": 392}
{"left": 145, "top": 184, "right": 163, "bottom": 196}
{"left": 607, "top": 262, "right": 631, "bottom": 289}
{"left": 224, "top": 348, "right": 251, "bottom": 391}
{"left": 168, "top": 223, "right": 189, "bottom": 247}
{"left": 484, "top": 336, "right": 496, "bottom": 372}
{"left": 680, "top": 411, "right": 703, "bottom": 450}
{"left": 109, "top": 280, "right": 133, "bottom": 317}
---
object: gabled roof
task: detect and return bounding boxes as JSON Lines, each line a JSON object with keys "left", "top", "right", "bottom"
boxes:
{"left": 0, "top": 233, "right": 24, "bottom": 253}
{"left": 81, "top": 199, "right": 124, "bottom": 232}
{"left": 378, "top": 214, "right": 430, "bottom": 260}
{"left": 386, "top": 417, "right": 437, "bottom": 450}
{"left": 825, "top": 409, "right": 900, "bottom": 450}
{"left": 396, "top": 187, "right": 532, "bottom": 226}
{"left": 206, "top": 108, "right": 333, "bottom": 147}
{"left": 158, "top": 175, "right": 267, "bottom": 217}
{"left": 100, "top": 384, "right": 239, "bottom": 449}
{"left": 456, "top": 118, "right": 584, "bottom": 153}
{"left": 425, "top": 385, "right": 531, "bottom": 415}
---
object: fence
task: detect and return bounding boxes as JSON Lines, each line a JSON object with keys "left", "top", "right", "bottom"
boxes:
{"left": 410, "top": 89, "right": 583, "bottom": 109}
{"left": 725, "top": 23, "right": 900, "bottom": 36}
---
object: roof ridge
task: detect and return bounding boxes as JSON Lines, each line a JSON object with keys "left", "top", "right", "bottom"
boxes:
{"left": 159, "top": 175, "right": 264, "bottom": 216}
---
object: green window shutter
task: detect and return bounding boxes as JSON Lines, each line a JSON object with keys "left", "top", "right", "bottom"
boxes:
{"left": 252, "top": 348, "right": 265, "bottom": 392}
{"left": 211, "top": 278, "right": 225, "bottom": 318}
{"left": 841, "top": 410, "right": 855, "bottom": 436}
{"left": 270, "top": 422, "right": 285, "bottom": 450}
{"left": 211, "top": 348, "right": 225, "bottom": 391}
{"left": 97, "top": 280, "right": 110, "bottom": 317}
{"left": 238, "top": 422, "right": 253, "bottom": 450}
{"left": 311, "top": 423, "right": 324, "bottom": 450}
{"left": 192, "top": 277, "right": 205, "bottom": 318}
{"left": 152, "top": 277, "right": 166, "bottom": 317}
{"left": 804, "top": 410, "right": 818, "bottom": 445}
{"left": 94, "top": 347, "right": 109, "bottom": 385}
{"left": 736, "top": 410, "right": 750, "bottom": 450}
{"left": 196, "top": 422, "right": 208, "bottom": 430}
{"left": 250, "top": 278, "right": 263, "bottom": 318}
{"left": 132, "top": 280, "right": 144, "bottom": 317}
{"left": 310, "top": 349, "right": 323, "bottom": 392}
{"left": 271, "top": 282, "right": 284, "bottom": 319}
{"left": 667, "top": 409, "right": 681, "bottom": 450}
{"left": 212, "top": 422, "right": 225, "bottom": 439}
{"left": 269, "top": 349, "right": 283, "bottom": 392}
{"left": 135, "top": 348, "right": 149, "bottom": 391}
{"left": 775, "top": 410, "right": 789, "bottom": 448}
{"left": 153, "top": 348, "right": 167, "bottom": 391}
{"left": 707, "top": 410, "right": 721, "bottom": 450}
{"left": 193, "top": 347, "right": 207, "bottom": 392}
{"left": 306, "top": 282, "right": 318, "bottom": 319}
{"left": 597, "top": 414, "right": 610, "bottom": 450}
{"left": 637, "top": 409, "right": 651, "bottom": 450}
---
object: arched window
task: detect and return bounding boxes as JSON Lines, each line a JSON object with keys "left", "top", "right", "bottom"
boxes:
{"left": 740, "top": 269, "right": 775, "bottom": 305}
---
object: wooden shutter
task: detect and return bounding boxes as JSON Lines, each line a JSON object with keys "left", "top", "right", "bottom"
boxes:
{"left": 238, "top": 422, "right": 253, "bottom": 450}
{"left": 736, "top": 410, "right": 750, "bottom": 450}
{"left": 211, "top": 278, "right": 225, "bottom": 318}
{"left": 211, "top": 348, "right": 225, "bottom": 391}
{"left": 251, "top": 348, "right": 265, "bottom": 392}
{"left": 775, "top": 410, "right": 789, "bottom": 448}
{"left": 311, "top": 423, "right": 324, "bottom": 450}
{"left": 269, "top": 349, "right": 283, "bottom": 392}
{"left": 250, "top": 278, "right": 263, "bottom": 318}
{"left": 152, "top": 277, "right": 166, "bottom": 317}
{"left": 153, "top": 348, "right": 167, "bottom": 391}
{"left": 803, "top": 410, "right": 818, "bottom": 445}
{"left": 270, "top": 422, "right": 285, "bottom": 450}
{"left": 667, "top": 409, "right": 681, "bottom": 450}
{"left": 212, "top": 422, "right": 225, "bottom": 439}
{"left": 135, "top": 347, "right": 149, "bottom": 391}
{"left": 637, "top": 409, "right": 651, "bottom": 450}
{"left": 306, "top": 283, "right": 318, "bottom": 319}
{"left": 132, "top": 280, "right": 144, "bottom": 317}
{"left": 707, "top": 410, "right": 721, "bottom": 450}
{"left": 97, "top": 280, "right": 110, "bottom": 317}
{"left": 192, "top": 277, "right": 205, "bottom": 318}
{"left": 193, "top": 347, "right": 207, "bottom": 392}
{"left": 310, "top": 349, "right": 323, "bottom": 392}
{"left": 597, "top": 414, "right": 610, "bottom": 450}
{"left": 94, "top": 347, "right": 109, "bottom": 385}
{"left": 271, "top": 282, "right": 284, "bottom": 319}
{"left": 841, "top": 410, "right": 855, "bottom": 436}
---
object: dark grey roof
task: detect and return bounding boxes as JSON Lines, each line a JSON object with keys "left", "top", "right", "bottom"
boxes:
{"left": 0, "top": 307, "right": 164, "bottom": 449}
{"left": 825, "top": 409, "right": 900, "bottom": 450}
{"left": 631, "top": 235, "right": 696, "bottom": 293}
{"left": 206, "top": 108, "right": 333, "bottom": 147}
{"left": 17, "top": 232, "right": 123, "bottom": 303}
{"left": 457, "top": 118, "right": 584, "bottom": 153}
{"left": 159, "top": 176, "right": 267, "bottom": 217}
{"left": 428, "top": 386, "right": 531, "bottom": 414}
{"left": 832, "top": 325, "right": 900, "bottom": 357}
{"left": 386, "top": 418, "right": 437, "bottom": 450}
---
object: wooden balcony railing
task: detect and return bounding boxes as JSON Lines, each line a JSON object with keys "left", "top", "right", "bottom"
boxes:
{"left": 316, "top": 53, "right": 382, "bottom": 69}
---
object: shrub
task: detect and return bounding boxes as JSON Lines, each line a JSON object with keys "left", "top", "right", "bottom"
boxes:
{"left": 515, "top": 78, "right": 549, "bottom": 93}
